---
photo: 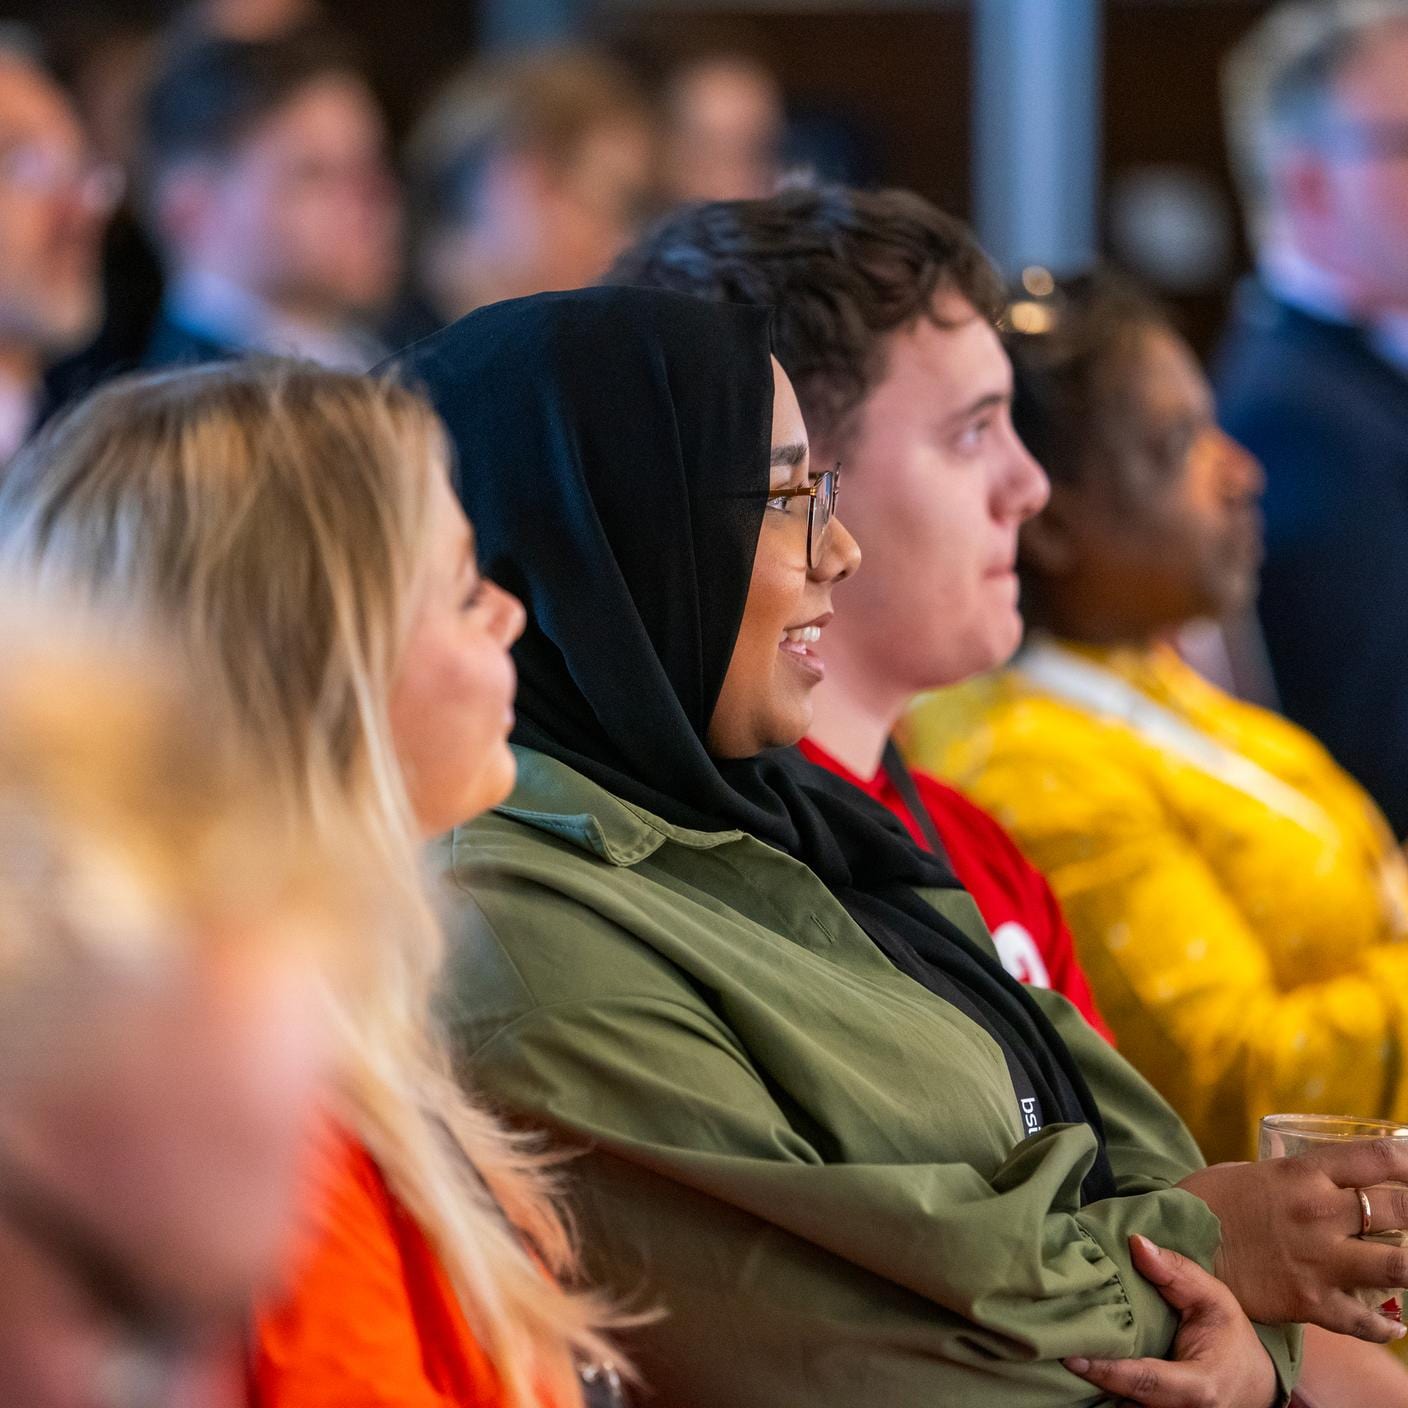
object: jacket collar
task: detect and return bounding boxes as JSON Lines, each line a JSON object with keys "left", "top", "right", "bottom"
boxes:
{"left": 492, "top": 746, "right": 745, "bottom": 867}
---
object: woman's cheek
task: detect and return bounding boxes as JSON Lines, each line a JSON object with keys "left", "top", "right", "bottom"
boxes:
{"left": 458, "top": 638, "right": 514, "bottom": 728}
{"left": 765, "top": 551, "right": 808, "bottom": 630}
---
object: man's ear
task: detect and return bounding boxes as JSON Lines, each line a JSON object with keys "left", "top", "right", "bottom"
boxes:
{"left": 1020, "top": 487, "right": 1079, "bottom": 577}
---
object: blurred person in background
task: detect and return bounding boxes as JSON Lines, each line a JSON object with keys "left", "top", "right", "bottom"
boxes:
{"left": 403, "top": 49, "right": 656, "bottom": 333}
{"left": 34, "top": 6, "right": 168, "bottom": 426}
{"left": 0, "top": 29, "right": 119, "bottom": 461}
{"left": 1217, "top": 0, "right": 1408, "bottom": 835}
{"left": 659, "top": 53, "right": 783, "bottom": 204}
{"left": 0, "top": 360, "right": 619, "bottom": 1408}
{"left": 139, "top": 30, "right": 400, "bottom": 370}
{"left": 910, "top": 274, "right": 1408, "bottom": 1401}
{"left": 607, "top": 185, "right": 1111, "bottom": 1038}
{"left": 180, "top": 0, "right": 324, "bottom": 43}
{"left": 908, "top": 273, "right": 1408, "bottom": 1187}
{"left": 0, "top": 610, "right": 333, "bottom": 1408}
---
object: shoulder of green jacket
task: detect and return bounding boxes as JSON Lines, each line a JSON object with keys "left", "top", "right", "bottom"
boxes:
{"left": 452, "top": 745, "right": 747, "bottom": 868}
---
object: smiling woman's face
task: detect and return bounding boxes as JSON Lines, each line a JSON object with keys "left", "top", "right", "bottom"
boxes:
{"left": 707, "top": 358, "right": 860, "bottom": 759}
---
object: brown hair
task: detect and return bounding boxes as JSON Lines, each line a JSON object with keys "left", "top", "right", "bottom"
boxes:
{"left": 141, "top": 28, "right": 369, "bottom": 191}
{"left": 1006, "top": 269, "right": 1176, "bottom": 499}
{"left": 409, "top": 48, "right": 653, "bottom": 235}
{"left": 606, "top": 183, "right": 1006, "bottom": 451}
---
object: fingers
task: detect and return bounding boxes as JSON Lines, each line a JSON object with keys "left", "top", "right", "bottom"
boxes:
{"left": 1065, "top": 1355, "right": 1210, "bottom": 1407}
{"left": 1335, "top": 1235, "right": 1408, "bottom": 1297}
{"left": 1306, "top": 1289, "right": 1407, "bottom": 1344}
{"left": 1128, "top": 1235, "right": 1235, "bottom": 1318}
{"left": 1312, "top": 1137, "right": 1408, "bottom": 1193}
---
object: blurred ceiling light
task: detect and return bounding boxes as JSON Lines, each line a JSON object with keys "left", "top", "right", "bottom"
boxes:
{"left": 1021, "top": 265, "right": 1056, "bottom": 298}
{"left": 1007, "top": 298, "right": 1057, "bottom": 335}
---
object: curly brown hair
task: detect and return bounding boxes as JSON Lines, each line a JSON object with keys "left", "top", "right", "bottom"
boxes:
{"left": 606, "top": 183, "right": 1005, "bottom": 452}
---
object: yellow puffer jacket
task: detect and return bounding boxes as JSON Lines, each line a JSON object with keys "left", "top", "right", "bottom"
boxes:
{"left": 905, "top": 638, "right": 1408, "bottom": 1164}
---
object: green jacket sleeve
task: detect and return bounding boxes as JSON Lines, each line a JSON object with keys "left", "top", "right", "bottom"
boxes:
{"left": 1027, "top": 984, "right": 1302, "bottom": 1396}
{"left": 454, "top": 897, "right": 1297, "bottom": 1406}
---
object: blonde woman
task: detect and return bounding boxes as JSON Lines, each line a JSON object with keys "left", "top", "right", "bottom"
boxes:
{"left": 0, "top": 362, "right": 618, "bottom": 1408}
{"left": 0, "top": 608, "right": 336, "bottom": 1408}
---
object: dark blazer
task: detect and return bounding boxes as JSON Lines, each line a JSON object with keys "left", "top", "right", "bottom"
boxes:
{"left": 1213, "top": 279, "right": 1408, "bottom": 836}
{"left": 140, "top": 308, "right": 237, "bottom": 370}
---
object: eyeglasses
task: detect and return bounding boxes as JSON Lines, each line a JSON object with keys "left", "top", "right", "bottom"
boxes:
{"left": 0, "top": 140, "right": 125, "bottom": 212}
{"left": 759, "top": 463, "right": 841, "bottom": 570}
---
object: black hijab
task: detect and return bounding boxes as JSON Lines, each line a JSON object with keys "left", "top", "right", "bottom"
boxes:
{"left": 389, "top": 286, "right": 1116, "bottom": 1201}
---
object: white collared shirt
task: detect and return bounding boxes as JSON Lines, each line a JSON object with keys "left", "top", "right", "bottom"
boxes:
{"left": 164, "top": 269, "right": 385, "bottom": 371}
{"left": 1258, "top": 247, "right": 1359, "bottom": 327}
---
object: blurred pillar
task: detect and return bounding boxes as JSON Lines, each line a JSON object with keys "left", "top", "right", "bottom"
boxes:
{"left": 974, "top": 0, "right": 1102, "bottom": 277}
{"left": 478, "top": 0, "right": 584, "bottom": 51}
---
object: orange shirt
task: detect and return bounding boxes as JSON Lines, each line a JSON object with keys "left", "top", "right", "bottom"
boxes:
{"left": 252, "top": 1128, "right": 507, "bottom": 1407}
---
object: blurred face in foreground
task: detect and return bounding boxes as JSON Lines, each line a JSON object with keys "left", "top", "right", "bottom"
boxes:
{"left": 0, "top": 945, "right": 326, "bottom": 1408}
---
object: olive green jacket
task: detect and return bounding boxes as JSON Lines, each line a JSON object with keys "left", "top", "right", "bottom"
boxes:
{"left": 440, "top": 747, "right": 1299, "bottom": 1406}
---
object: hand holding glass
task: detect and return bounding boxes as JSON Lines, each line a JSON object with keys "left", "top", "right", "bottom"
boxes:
{"left": 1259, "top": 1114, "right": 1408, "bottom": 1325}
{"left": 1175, "top": 1122, "right": 1408, "bottom": 1341}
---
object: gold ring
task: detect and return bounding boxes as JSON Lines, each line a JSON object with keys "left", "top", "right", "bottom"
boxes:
{"left": 1358, "top": 1187, "right": 1374, "bottom": 1236}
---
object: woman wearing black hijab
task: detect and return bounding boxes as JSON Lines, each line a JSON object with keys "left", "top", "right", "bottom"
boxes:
{"left": 394, "top": 287, "right": 1389, "bottom": 1406}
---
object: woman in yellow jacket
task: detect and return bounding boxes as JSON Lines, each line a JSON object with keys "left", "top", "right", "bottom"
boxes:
{"left": 906, "top": 272, "right": 1408, "bottom": 1167}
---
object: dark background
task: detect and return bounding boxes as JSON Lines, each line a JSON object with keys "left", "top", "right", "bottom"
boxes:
{"left": 3, "top": 0, "right": 1278, "bottom": 353}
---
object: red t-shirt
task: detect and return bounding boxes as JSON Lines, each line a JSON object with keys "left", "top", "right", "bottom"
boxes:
{"left": 799, "top": 738, "right": 1113, "bottom": 1041}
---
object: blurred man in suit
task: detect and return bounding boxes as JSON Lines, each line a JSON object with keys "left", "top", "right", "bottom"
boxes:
{"left": 1216, "top": 0, "right": 1408, "bottom": 834}
{"left": 140, "top": 29, "right": 399, "bottom": 371}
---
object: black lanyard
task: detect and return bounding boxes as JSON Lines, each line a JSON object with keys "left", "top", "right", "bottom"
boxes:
{"left": 881, "top": 738, "right": 948, "bottom": 859}
{"left": 874, "top": 744, "right": 1051, "bottom": 1144}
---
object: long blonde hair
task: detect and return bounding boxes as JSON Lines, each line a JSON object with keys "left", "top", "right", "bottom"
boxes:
{"left": 0, "top": 361, "right": 612, "bottom": 1407}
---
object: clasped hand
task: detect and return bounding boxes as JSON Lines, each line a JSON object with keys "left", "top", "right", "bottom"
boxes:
{"left": 1067, "top": 1235, "right": 1276, "bottom": 1408}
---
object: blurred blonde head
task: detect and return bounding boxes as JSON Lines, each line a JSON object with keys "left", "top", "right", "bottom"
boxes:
{"left": 0, "top": 361, "right": 611, "bottom": 1408}
{"left": 0, "top": 603, "right": 327, "bottom": 1036}
{"left": 662, "top": 54, "right": 783, "bottom": 204}
{"left": 0, "top": 602, "right": 337, "bottom": 1408}
{"left": 408, "top": 48, "right": 657, "bottom": 317}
